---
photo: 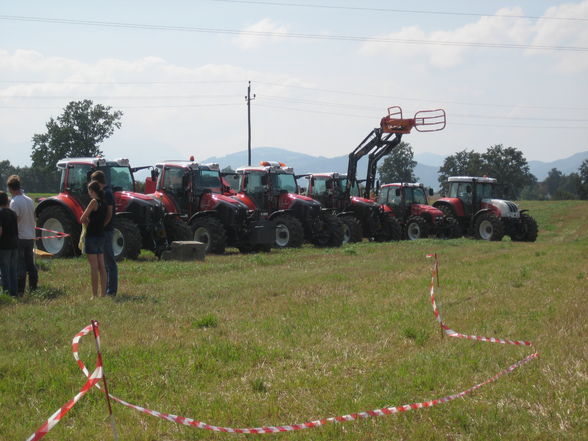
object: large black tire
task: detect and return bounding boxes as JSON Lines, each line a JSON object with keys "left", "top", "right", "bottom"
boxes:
{"left": 191, "top": 217, "right": 227, "bottom": 254}
{"left": 164, "top": 216, "right": 192, "bottom": 243}
{"left": 404, "top": 215, "right": 429, "bottom": 240}
{"left": 311, "top": 213, "right": 344, "bottom": 247}
{"left": 436, "top": 205, "right": 463, "bottom": 238}
{"left": 374, "top": 215, "right": 402, "bottom": 242}
{"left": 340, "top": 214, "right": 363, "bottom": 244}
{"left": 474, "top": 213, "right": 504, "bottom": 241}
{"left": 273, "top": 215, "right": 304, "bottom": 248}
{"left": 37, "top": 206, "right": 80, "bottom": 257}
{"left": 510, "top": 213, "right": 538, "bottom": 242}
{"left": 111, "top": 217, "right": 142, "bottom": 261}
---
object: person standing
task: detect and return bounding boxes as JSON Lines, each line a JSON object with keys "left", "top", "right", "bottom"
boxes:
{"left": 0, "top": 191, "right": 19, "bottom": 296}
{"left": 91, "top": 170, "right": 117, "bottom": 296}
{"left": 7, "top": 175, "right": 38, "bottom": 294}
{"left": 80, "top": 181, "right": 107, "bottom": 298}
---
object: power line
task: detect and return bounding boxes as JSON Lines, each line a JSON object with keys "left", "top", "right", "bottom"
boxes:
{"left": 1, "top": 15, "right": 586, "bottom": 52}
{"left": 255, "top": 81, "right": 588, "bottom": 111}
{"left": 0, "top": 80, "right": 244, "bottom": 85}
{"left": 209, "top": 0, "right": 588, "bottom": 22}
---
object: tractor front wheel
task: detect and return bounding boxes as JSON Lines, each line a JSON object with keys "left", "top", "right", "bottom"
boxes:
{"left": 404, "top": 216, "right": 429, "bottom": 240}
{"left": 274, "top": 215, "right": 304, "bottom": 248}
{"left": 374, "top": 215, "right": 402, "bottom": 242}
{"left": 474, "top": 213, "right": 504, "bottom": 241}
{"left": 111, "top": 217, "right": 142, "bottom": 261}
{"left": 510, "top": 213, "right": 538, "bottom": 242}
{"left": 164, "top": 216, "right": 192, "bottom": 243}
{"left": 191, "top": 217, "right": 227, "bottom": 254}
{"left": 340, "top": 214, "right": 363, "bottom": 244}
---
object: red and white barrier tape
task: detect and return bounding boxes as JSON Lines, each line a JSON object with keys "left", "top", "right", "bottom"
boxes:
{"left": 26, "top": 255, "right": 538, "bottom": 439}
{"left": 35, "top": 227, "right": 70, "bottom": 240}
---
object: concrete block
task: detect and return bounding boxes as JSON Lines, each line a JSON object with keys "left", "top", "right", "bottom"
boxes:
{"left": 161, "top": 241, "right": 206, "bottom": 261}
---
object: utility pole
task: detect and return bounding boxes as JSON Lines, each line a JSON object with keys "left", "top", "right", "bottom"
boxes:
{"left": 245, "top": 81, "right": 256, "bottom": 166}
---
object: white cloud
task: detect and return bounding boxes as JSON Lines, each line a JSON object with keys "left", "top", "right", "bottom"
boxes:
{"left": 233, "top": 18, "right": 289, "bottom": 50}
{"left": 358, "top": 5, "right": 588, "bottom": 71}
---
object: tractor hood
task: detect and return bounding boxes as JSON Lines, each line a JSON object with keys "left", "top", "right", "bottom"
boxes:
{"left": 350, "top": 196, "right": 378, "bottom": 207}
{"left": 412, "top": 204, "right": 444, "bottom": 217}
{"left": 482, "top": 199, "right": 520, "bottom": 218}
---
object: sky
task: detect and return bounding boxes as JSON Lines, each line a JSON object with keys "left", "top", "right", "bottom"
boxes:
{"left": 1, "top": 0, "right": 587, "bottom": 169}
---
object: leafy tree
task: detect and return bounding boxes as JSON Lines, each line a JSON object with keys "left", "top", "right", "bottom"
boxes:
{"left": 377, "top": 142, "right": 418, "bottom": 184}
{"left": 437, "top": 150, "right": 484, "bottom": 193}
{"left": 544, "top": 168, "right": 564, "bottom": 197}
{"left": 31, "top": 100, "right": 123, "bottom": 170}
{"left": 480, "top": 145, "right": 535, "bottom": 198}
{"left": 579, "top": 160, "right": 588, "bottom": 200}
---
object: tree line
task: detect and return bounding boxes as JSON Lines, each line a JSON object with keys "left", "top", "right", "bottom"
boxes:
{"left": 4, "top": 99, "right": 588, "bottom": 200}
{"left": 378, "top": 142, "right": 588, "bottom": 200}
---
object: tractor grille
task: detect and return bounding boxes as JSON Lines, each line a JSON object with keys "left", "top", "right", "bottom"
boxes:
{"left": 506, "top": 201, "right": 519, "bottom": 213}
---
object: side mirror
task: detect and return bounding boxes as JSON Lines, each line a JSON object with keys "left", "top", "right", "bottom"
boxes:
{"left": 466, "top": 185, "right": 472, "bottom": 194}
{"left": 151, "top": 169, "right": 159, "bottom": 181}
{"left": 395, "top": 188, "right": 401, "bottom": 197}
{"left": 428, "top": 188, "right": 434, "bottom": 196}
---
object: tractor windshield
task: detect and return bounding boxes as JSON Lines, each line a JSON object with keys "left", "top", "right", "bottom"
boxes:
{"left": 195, "top": 170, "right": 222, "bottom": 192}
{"left": 109, "top": 166, "right": 134, "bottom": 191}
{"left": 270, "top": 172, "right": 297, "bottom": 193}
{"left": 338, "top": 178, "right": 360, "bottom": 197}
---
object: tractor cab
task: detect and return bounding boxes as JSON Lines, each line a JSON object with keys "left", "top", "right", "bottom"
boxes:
{"left": 378, "top": 183, "right": 433, "bottom": 218}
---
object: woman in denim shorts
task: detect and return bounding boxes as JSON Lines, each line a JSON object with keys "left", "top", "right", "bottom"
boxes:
{"left": 80, "top": 181, "right": 108, "bottom": 298}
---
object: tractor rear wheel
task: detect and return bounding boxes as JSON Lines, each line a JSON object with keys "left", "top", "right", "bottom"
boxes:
{"left": 111, "top": 217, "right": 142, "bottom": 261}
{"left": 510, "top": 213, "right": 538, "bottom": 242}
{"left": 405, "top": 216, "right": 429, "bottom": 240}
{"left": 37, "top": 206, "right": 80, "bottom": 257}
{"left": 191, "top": 217, "right": 227, "bottom": 254}
{"left": 164, "top": 216, "right": 192, "bottom": 243}
{"left": 274, "top": 215, "right": 304, "bottom": 248}
{"left": 340, "top": 214, "right": 363, "bottom": 244}
{"left": 474, "top": 213, "right": 504, "bottom": 241}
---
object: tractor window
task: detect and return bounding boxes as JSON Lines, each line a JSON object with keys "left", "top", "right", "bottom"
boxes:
{"left": 456, "top": 183, "right": 472, "bottom": 204}
{"left": 412, "top": 188, "right": 427, "bottom": 204}
{"left": 242, "top": 172, "right": 264, "bottom": 194}
{"left": 196, "top": 170, "right": 221, "bottom": 192}
{"left": 477, "top": 183, "right": 494, "bottom": 199}
{"left": 341, "top": 179, "right": 361, "bottom": 197}
{"left": 271, "top": 173, "right": 297, "bottom": 193}
{"left": 312, "top": 178, "right": 327, "bottom": 197}
{"left": 109, "top": 166, "right": 134, "bottom": 191}
{"left": 377, "top": 187, "right": 388, "bottom": 204}
{"left": 67, "top": 164, "right": 92, "bottom": 194}
{"left": 163, "top": 167, "right": 185, "bottom": 197}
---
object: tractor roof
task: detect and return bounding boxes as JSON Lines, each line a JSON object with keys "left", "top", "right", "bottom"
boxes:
{"left": 56, "top": 157, "right": 130, "bottom": 168}
{"left": 447, "top": 176, "right": 497, "bottom": 184}
{"left": 236, "top": 161, "right": 294, "bottom": 175}
{"left": 308, "top": 172, "right": 346, "bottom": 179}
{"left": 381, "top": 182, "right": 425, "bottom": 188}
{"left": 155, "top": 160, "right": 219, "bottom": 171}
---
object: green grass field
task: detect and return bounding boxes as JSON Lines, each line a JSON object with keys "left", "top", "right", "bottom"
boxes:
{"left": 1, "top": 200, "right": 587, "bottom": 440}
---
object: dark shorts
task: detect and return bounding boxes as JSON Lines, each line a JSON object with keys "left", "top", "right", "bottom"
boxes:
{"left": 85, "top": 235, "right": 105, "bottom": 254}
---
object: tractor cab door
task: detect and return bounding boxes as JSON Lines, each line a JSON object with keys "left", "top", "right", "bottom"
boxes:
{"left": 161, "top": 166, "right": 189, "bottom": 214}
{"left": 65, "top": 163, "right": 93, "bottom": 208}
{"left": 451, "top": 182, "right": 474, "bottom": 215}
{"left": 242, "top": 172, "right": 267, "bottom": 211}
{"left": 310, "top": 177, "right": 331, "bottom": 208}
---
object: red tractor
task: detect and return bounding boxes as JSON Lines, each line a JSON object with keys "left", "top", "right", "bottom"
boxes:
{"left": 145, "top": 159, "right": 275, "bottom": 253}
{"left": 304, "top": 172, "right": 400, "bottom": 243}
{"left": 377, "top": 183, "right": 458, "bottom": 239}
{"left": 233, "top": 162, "right": 344, "bottom": 248}
{"left": 433, "top": 176, "right": 538, "bottom": 242}
{"left": 36, "top": 157, "right": 189, "bottom": 259}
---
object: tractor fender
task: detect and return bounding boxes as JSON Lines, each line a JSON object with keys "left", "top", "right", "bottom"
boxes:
{"left": 433, "top": 199, "right": 464, "bottom": 218}
{"left": 268, "top": 209, "right": 295, "bottom": 221}
{"left": 187, "top": 210, "right": 218, "bottom": 224}
{"left": 35, "top": 197, "right": 82, "bottom": 225}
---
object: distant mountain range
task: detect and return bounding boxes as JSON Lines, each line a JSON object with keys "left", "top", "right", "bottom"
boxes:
{"left": 204, "top": 148, "right": 588, "bottom": 189}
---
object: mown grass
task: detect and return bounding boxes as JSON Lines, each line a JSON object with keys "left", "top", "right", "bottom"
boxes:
{"left": 1, "top": 200, "right": 587, "bottom": 440}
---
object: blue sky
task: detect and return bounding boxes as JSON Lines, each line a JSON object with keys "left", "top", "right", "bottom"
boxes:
{"left": 1, "top": 0, "right": 587, "bottom": 168}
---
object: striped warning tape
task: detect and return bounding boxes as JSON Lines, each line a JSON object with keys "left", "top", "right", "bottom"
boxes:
{"left": 35, "top": 227, "right": 70, "bottom": 240}
{"left": 25, "top": 254, "right": 538, "bottom": 439}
